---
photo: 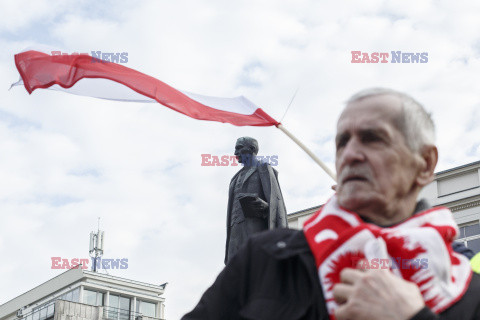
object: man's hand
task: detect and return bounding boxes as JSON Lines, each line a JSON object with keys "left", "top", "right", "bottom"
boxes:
{"left": 248, "top": 197, "right": 269, "bottom": 211}
{"left": 238, "top": 194, "right": 269, "bottom": 218}
{"left": 333, "top": 267, "right": 425, "bottom": 320}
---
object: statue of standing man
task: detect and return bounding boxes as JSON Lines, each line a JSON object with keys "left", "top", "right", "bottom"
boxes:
{"left": 225, "top": 137, "right": 288, "bottom": 264}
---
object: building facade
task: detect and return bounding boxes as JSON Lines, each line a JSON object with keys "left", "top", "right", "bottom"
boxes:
{"left": 0, "top": 268, "right": 167, "bottom": 320}
{"left": 288, "top": 160, "right": 480, "bottom": 253}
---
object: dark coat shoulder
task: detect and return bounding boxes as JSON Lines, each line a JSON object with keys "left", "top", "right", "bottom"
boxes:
{"left": 184, "top": 228, "right": 480, "bottom": 320}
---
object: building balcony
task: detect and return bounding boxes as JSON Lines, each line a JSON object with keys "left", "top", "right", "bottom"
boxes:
{"left": 15, "top": 301, "right": 165, "bottom": 320}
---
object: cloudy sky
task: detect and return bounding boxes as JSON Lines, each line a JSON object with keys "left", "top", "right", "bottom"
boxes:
{"left": 1, "top": 0, "right": 480, "bottom": 319}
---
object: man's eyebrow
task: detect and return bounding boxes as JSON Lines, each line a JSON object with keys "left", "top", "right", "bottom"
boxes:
{"left": 358, "top": 127, "right": 390, "bottom": 138}
{"left": 335, "top": 127, "right": 390, "bottom": 143}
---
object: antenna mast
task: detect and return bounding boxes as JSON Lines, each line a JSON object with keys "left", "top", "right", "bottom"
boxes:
{"left": 89, "top": 217, "right": 104, "bottom": 272}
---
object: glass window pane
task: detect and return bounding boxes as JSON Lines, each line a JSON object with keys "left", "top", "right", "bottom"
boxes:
{"left": 40, "top": 307, "right": 47, "bottom": 320}
{"left": 97, "top": 292, "right": 104, "bottom": 306}
{"left": 84, "top": 290, "right": 97, "bottom": 306}
{"left": 109, "top": 294, "right": 119, "bottom": 319}
{"left": 47, "top": 304, "right": 54, "bottom": 317}
{"left": 72, "top": 288, "right": 80, "bottom": 302}
{"left": 119, "top": 297, "right": 130, "bottom": 320}
{"left": 109, "top": 295, "right": 119, "bottom": 308}
{"left": 65, "top": 291, "right": 73, "bottom": 302}
{"left": 33, "top": 310, "right": 40, "bottom": 320}
{"left": 459, "top": 226, "right": 465, "bottom": 239}
{"left": 119, "top": 296, "right": 130, "bottom": 311}
{"left": 465, "top": 224, "right": 480, "bottom": 237}
{"left": 139, "top": 301, "right": 155, "bottom": 317}
{"left": 467, "top": 238, "right": 480, "bottom": 254}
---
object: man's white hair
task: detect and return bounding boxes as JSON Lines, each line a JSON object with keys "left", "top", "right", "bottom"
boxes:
{"left": 347, "top": 88, "right": 435, "bottom": 152}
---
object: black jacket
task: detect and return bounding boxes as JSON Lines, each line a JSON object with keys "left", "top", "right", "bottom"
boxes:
{"left": 183, "top": 229, "right": 480, "bottom": 320}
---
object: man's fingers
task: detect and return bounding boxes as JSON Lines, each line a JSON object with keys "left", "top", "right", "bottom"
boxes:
{"left": 335, "top": 303, "right": 352, "bottom": 320}
{"left": 340, "top": 267, "right": 363, "bottom": 284}
{"left": 333, "top": 283, "right": 353, "bottom": 304}
{"left": 356, "top": 259, "right": 369, "bottom": 271}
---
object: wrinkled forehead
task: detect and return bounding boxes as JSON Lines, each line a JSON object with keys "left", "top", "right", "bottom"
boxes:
{"left": 338, "top": 94, "right": 403, "bottom": 130}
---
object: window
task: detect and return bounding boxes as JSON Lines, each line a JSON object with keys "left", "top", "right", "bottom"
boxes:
{"left": 59, "top": 288, "right": 80, "bottom": 303}
{"left": 466, "top": 238, "right": 480, "bottom": 253}
{"left": 107, "top": 294, "right": 131, "bottom": 320}
{"left": 31, "top": 301, "right": 55, "bottom": 320}
{"left": 72, "top": 288, "right": 80, "bottom": 302}
{"left": 39, "top": 307, "right": 47, "bottom": 319}
{"left": 46, "top": 304, "right": 54, "bottom": 319}
{"left": 136, "top": 300, "right": 156, "bottom": 318}
{"left": 457, "top": 221, "right": 480, "bottom": 254}
{"left": 30, "top": 287, "right": 79, "bottom": 320}
{"left": 84, "top": 289, "right": 104, "bottom": 306}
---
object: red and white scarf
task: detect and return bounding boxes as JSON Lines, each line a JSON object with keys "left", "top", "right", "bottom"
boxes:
{"left": 303, "top": 195, "right": 472, "bottom": 319}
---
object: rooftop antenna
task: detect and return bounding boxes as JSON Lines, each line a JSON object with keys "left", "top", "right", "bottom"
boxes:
{"left": 89, "top": 217, "right": 104, "bottom": 272}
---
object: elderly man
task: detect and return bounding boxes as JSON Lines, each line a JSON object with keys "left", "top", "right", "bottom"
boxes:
{"left": 182, "top": 88, "right": 480, "bottom": 320}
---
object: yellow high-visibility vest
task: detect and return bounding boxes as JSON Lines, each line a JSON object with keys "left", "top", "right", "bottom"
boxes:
{"left": 471, "top": 252, "right": 480, "bottom": 273}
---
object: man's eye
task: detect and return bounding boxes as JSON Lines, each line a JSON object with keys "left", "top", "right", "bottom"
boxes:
{"left": 362, "top": 133, "right": 382, "bottom": 143}
{"left": 336, "top": 137, "right": 348, "bottom": 149}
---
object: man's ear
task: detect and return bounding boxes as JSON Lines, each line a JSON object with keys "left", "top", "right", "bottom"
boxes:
{"left": 416, "top": 145, "right": 438, "bottom": 187}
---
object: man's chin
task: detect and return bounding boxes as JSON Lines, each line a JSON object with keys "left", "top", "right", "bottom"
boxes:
{"left": 337, "top": 192, "right": 372, "bottom": 212}
{"left": 337, "top": 191, "right": 389, "bottom": 221}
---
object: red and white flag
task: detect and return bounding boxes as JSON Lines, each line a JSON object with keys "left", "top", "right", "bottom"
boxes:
{"left": 12, "top": 50, "right": 279, "bottom": 127}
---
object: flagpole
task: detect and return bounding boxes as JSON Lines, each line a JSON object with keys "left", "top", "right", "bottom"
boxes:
{"left": 276, "top": 124, "right": 337, "bottom": 182}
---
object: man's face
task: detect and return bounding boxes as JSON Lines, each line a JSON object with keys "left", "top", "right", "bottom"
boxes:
{"left": 234, "top": 139, "right": 255, "bottom": 164}
{"left": 335, "top": 94, "right": 422, "bottom": 223}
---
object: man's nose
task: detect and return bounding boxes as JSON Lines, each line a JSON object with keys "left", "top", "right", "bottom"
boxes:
{"left": 338, "top": 138, "right": 365, "bottom": 166}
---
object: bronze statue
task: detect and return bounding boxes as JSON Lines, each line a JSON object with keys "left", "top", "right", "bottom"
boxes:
{"left": 225, "top": 137, "right": 287, "bottom": 264}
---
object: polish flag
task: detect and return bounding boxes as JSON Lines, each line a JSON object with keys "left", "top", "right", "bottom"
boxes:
{"left": 13, "top": 50, "right": 279, "bottom": 127}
